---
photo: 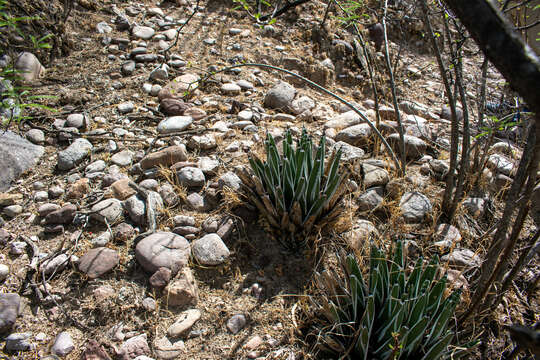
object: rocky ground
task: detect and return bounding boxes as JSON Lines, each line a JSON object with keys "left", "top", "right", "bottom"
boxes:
{"left": 0, "top": 0, "right": 538, "bottom": 359}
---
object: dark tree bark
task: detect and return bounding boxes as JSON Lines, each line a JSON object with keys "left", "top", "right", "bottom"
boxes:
{"left": 442, "top": 0, "right": 540, "bottom": 116}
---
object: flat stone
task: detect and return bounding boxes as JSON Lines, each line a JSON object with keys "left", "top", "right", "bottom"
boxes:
{"left": 325, "top": 111, "right": 363, "bottom": 129}
{"left": 149, "top": 267, "right": 171, "bottom": 289}
{"left": 133, "top": 26, "right": 155, "bottom": 40}
{"left": 176, "top": 167, "right": 205, "bottom": 187}
{"left": 44, "top": 204, "right": 77, "bottom": 224}
{"left": 136, "top": 232, "right": 191, "bottom": 274}
{"left": 487, "top": 154, "right": 514, "bottom": 176}
{"left": 5, "top": 332, "right": 35, "bottom": 352}
{"left": 57, "top": 138, "right": 93, "bottom": 171}
{"left": 140, "top": 146, "right": 188, "bottom": 169}
{"left": 357, "top": 187, "right": 384, "bottom": 212}
{"left": 153, "top": 336, "right": 185, "bottom": 360}
{"left": 191, "top": 234, "right": 230, "bottom": 265}
{"left": 221, "top": 83, "right": 241, "bottom": 95}
{"left": 0, "top": 131, "right": 44, "bottom": 191}
{"left": 78, "top": 247, "right": 119, "bottom": 279}
{"left": 187, "top": 134, "right": 217, "bottom": 150}
{"left": 0, "top": 293, "right": 20, "bottom": 332}
{"left": 118, "top": 102, "right": 134, "bottom": 114}
{"left": 158, "top": 73, "right": 199, "bottom": 100}
{"left": 332, "top": 141, "right": 365, "bottom": 162}
{"left": 157, "top": 116, "right": 193, "bottom": 134}
{"left": 40, "top": 254, "right": 69, "bottom": 277}
{"left": 111, "top": 178, "right": 137, "bottom": 200}
{"left": 167, "top": 309, "right": 202, "bottom": 337}
{"left": 25, "top": 128, "right": 45, "bottom": 144}
{"left": 111, "top": 150, "right": 134, "bottom": 166}
{"left": 387, "top": 134, "right": 426, "bottom": 160}
{"left": 442, "top": 249, "right": 481, "bottom": 269}
{"left": 198, "top": 157, "right": 219, "bottom": 175}
{"left": 433, "top": 223, "right": 461, "bottom": 249}
{"left": 217, "top": 172, "right": 242, "bottom": 191}
{"left": 90, "top": 198, "right": 124, "bottom": 224}
{"left": 66, "top": 113, "right": 87, "bottom": 129}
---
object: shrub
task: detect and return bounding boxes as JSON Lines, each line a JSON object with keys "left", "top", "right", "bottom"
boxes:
{"left": 237, "top": 128, "right": 347, "bottom": 251}
{"left": 309, "top": 241, "right": 477, "bottom": 359}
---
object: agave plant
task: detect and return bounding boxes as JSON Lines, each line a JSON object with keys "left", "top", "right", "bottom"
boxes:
{"left": 236, "top": 128, "right": 347, "bottom": 250}
{"left": 310, "top": 242, "right": 477, "bottom": 359}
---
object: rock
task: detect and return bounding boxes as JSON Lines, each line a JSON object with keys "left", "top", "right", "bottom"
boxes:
{"left": 122, "top": 61, "right": 136, "bottom": 76}
{"left": 462, "top": 197, "right": 486, "bottom": 218}
{"left": 117, "top": 334, "right": 150, "bottom": 360}
{"left": 90, "top": 198, "right": 124, "bottom": 224}
{"left": 118, "top": 102, "right": 134, "bottom": 114}
{"left": 14, "top": 52, "right": 44, "bottom": 81}
{"left": 149, "top": 267, "right": 172, "bottom": 289}
{"left": 227, "top": 314, "right": 246, "bottom": 334}
{"left": 0, "top": 192, "right": 22, "bottom": 206}
{"left": 433, "top": 223, "right": 461, "bottom": 249}
{"left": 52, "top": 331, "right": 74, "bottom": 356}
{"left": 91, "top": 232, "right": 111, "bottom": 247}
{"left": 400, "top": 191, "right": 432, "bottom": 223}
{"left": 153, "top": 336, "right": 185, "bottom": 359}
{"left": 78, "top": 247, "right": 119, "bottom": 279}
{"left": 157, "top": 116, "right": 193, "bottom": 134}
{"left": 44, "top": 203, "right": 77, "bottom": 224}
{"left": 48, "top": 185, "right": 65, "bottom": 199}
{"left": 191, "top": 234, "right": 230, "bottom": 265}
{"left": 186, "top": 193, "right": 208, "bottom": 211}
{"left": 158, "top": 183, "right": 179, "bottom": 207}
{"left": 0, "top": 264, "right": 9, "bottom": 281}
{"left": 487, "top": 154, "right": 514, "bottom": 176}
{"left": 332, "top": 141, "right": 365, "bottom": 162}
{"left": 66, "top": 113, "right": 88, "bottom": 129}
{"left": 141, "top": 145, "right": 188, "bottom": 169}
{"left": 188, "top": 134, "right": 217, "bottom": 150}
{"left": 150, "top": 65, "right": 169, "bottom": 81}
{"left": 112, "top": 178, "right": 137, "bottom": 200}
{"left": 387, "top": 134, "right": 426, "bottom": 160}
{"left": 264, "top": 81, "right": 295, "bottom": 110}
{"left": 97, "top": 21, "right": 112, "bottom": 33}
{"left": 362, "top": 163, "right": 389, "bottom": 188}
{"left": 81, "top": 340, "right": 111, "bottom": 360}
{"left": 0, "top": 293, "right": 20, "bottom": 332}
{"left": 442, "top": 249, "right": 481, "bottom": 268}
{"left": 221, "top": 83, "right": 241, "bottom": 95}
{"left": 217, "top": 218, "right": 234, "bottom": 240}
{"left": 176, "top": 167, "right": 205, "bottom": 188}
{"left": 167, "top": 309, "right": 201, "bottom": 337}
{"left": 67, "top": 177, "right": 90, "bottom": 199}
{"left": 111, "top": 150, "right": 134, "bottom": 166}
{"left": 132, "top": 26, "right": 155, "bottom": 40}
{"left": 158, "top": 73, "right": 199, "bottom": 100}
{"left": 199, "top": 157, "right": 219, "bottom": 175}
{"left": 142, "top": 297, "right": 156, "bottom": 311}
{"left": 0, "top": 228, "right": 11, "bottom": 244}
{"left": 160, "top": 98, "right": 191, "bottom": 116}
{"left": 124, "top": 192, "right": 163, "bottom": 225}
{"left": 0, "top": 131, "right": 44, "bottom": 191}
{"left": 164, "top": 267, "right": 198, "bottom": 307}
{"left": 173, "top": 215, "right": 196, "bottom": 227}
{"left": 325, "top": 111, "right": 363, "bottom": 129}
{"left": 114, "top": 222, "right": 135, "bottom": 242}
{"left": 336, "top": 124, "right": 372, "bottom": 147}
{"left": 57, "top": 138, "right": 93, "bottom": 171}
{"left": 135, "top": 232, "right": 190, "bottom": 274}
{"left": 440, "top": 105, "right": 463, "bottom": 122}
{"left": 25, "top": 128, "right": 45, "bottom": 144}
{"left": 9, "top": 241, "right": 27, "bottom": 255}
{"left": 40, "top": 254, "right": 69, "bottom": 277}
{"left": 357, "top": 187, "right": 384, "bottom": 212}
{"left": 217, "top": 172, "right": 242, "bottom": 191}
{"left": 291, "top": 96, "right": 315, "bottom": 115}
{"left": 346, "top": 219, "right": 379, "bottom": 252}
{"left": 3, "top": 205, "right": 22, "bottom": 217}
{"left": 5, "top": 332, "right": 35, "bottom": 351}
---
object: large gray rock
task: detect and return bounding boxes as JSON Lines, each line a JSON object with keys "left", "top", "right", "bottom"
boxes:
{"left": 124, "top": 192, "right": 163, "bottom": 225}
{"left": 332, "top": 141, "right": 365, "bottom": 162}
{"left": 57, "top": 138, "right": 93, "bottom": 170}
{"left": 176, "top": 167, "right": 205, "bottom": 188}
{"left": 135, "top": 232, "right": 191, "bottom": 274}
{"left": 0, "top": 131, "right": 44, "bottom": 191}
{"left": 264, "top": 82, "right": 296, "bottom": 110}
{"left": 52, "top": 331, "right": 74, "bottom": 356}
{"left": 0, "top": 293, "right": 20, "bottom": 332}
{"left": 387, "top": 134, "right": 426, "bottom": 160}
{"left": 90, "top": 198, "right": 124, "bottom": 224}
{"left": 400, "top": 191, "right": 432, "bottom": 223}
